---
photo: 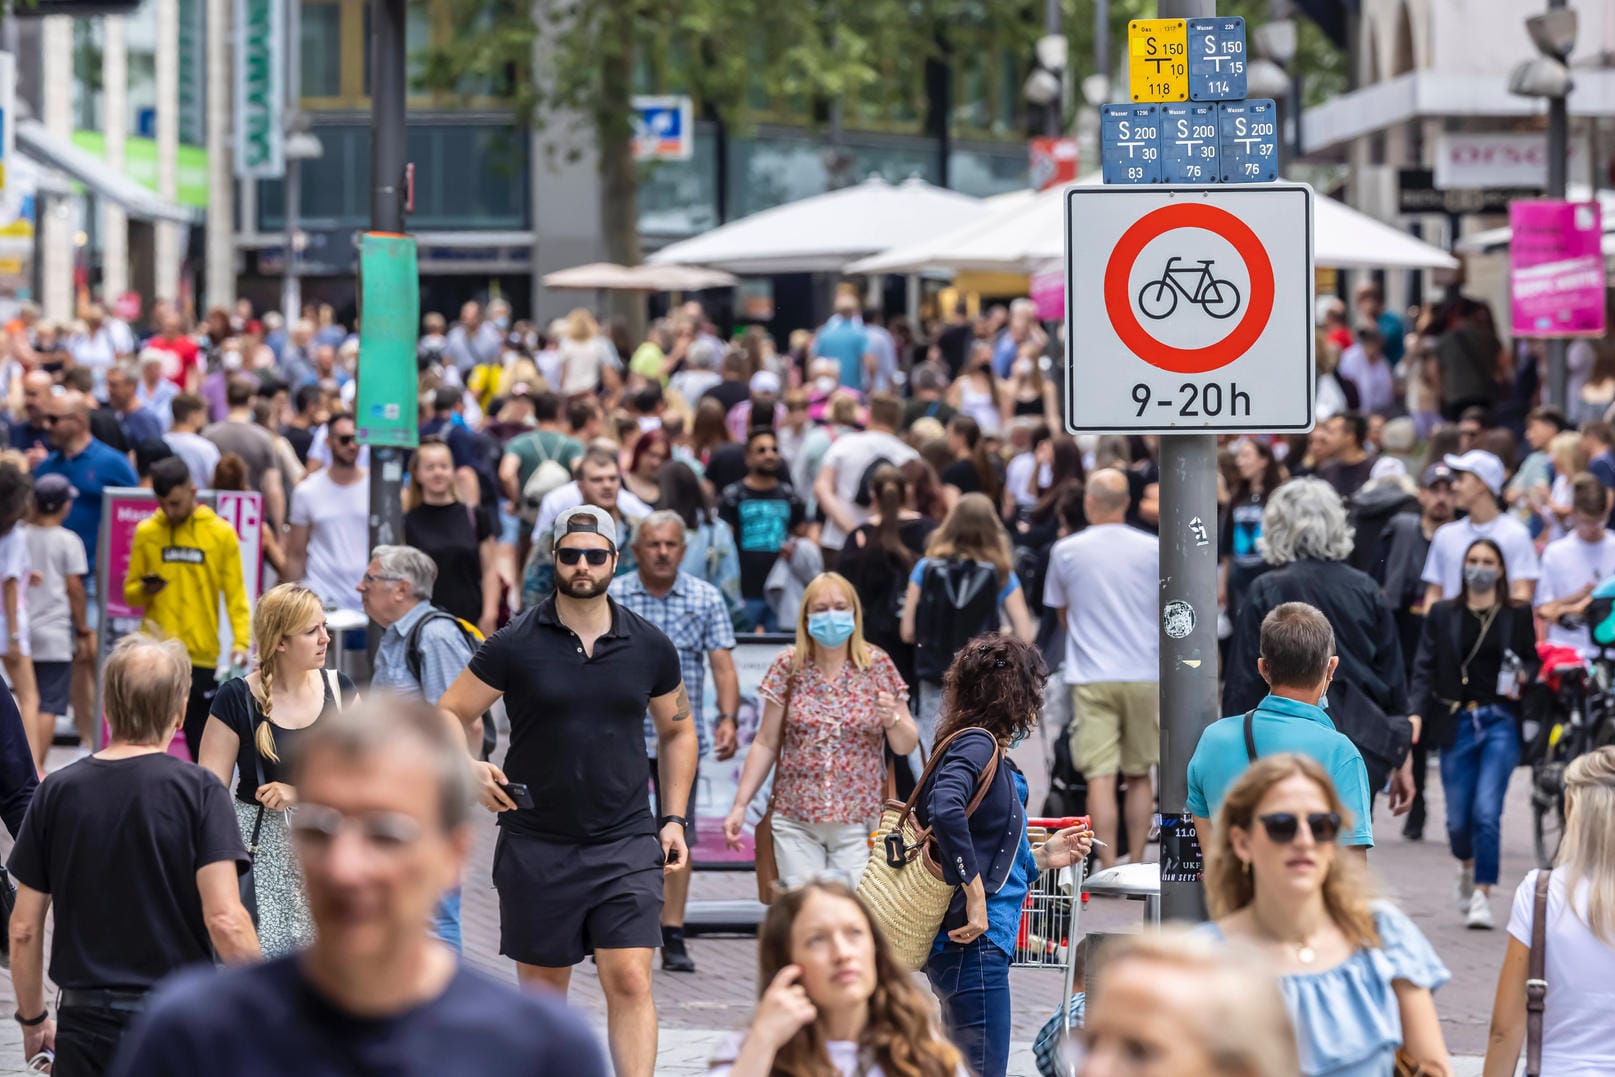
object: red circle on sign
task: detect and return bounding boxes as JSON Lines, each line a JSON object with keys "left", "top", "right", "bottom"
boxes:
{"left": 1103, "top": 202, "right": 1275, "bottom": 375}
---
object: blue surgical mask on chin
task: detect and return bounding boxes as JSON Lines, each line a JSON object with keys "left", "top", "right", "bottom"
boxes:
{"left": 1009, "top": 729, "right": 1028, "bottom": 749}
{"left": 807, "top": 610, "right": 856, "bottom": 648}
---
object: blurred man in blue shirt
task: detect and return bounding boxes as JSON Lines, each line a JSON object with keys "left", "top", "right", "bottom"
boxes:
{"left": 1188, "top": 602, "right": 1374, "bottom": 855}
{"left": 812, "top": 295, "right": 873, "bottom": 392}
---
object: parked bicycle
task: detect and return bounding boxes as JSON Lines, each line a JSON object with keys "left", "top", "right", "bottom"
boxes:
{"left": 1530, "top": 648, "right": 1615, "bottom": 868}
{"left": 1136, "top": 257, "right": 1241, "bottom": 320}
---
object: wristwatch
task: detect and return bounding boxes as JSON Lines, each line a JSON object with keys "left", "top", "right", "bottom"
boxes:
{"left": 659, "top": 814, "right": 689, "bottom": 830}
{"left": 715, "top": 713, "right": 737, "bottom": 724}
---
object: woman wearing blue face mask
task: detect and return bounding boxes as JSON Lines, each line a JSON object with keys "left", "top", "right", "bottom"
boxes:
{"left": 917, "top": 634, "right": 1093, "bottom": 1077}
{"left": 722, "top": 572, "right": 920, "bottom": 886}
{"left": 1408, "top": 537, "right": 1540, "bottom": 930}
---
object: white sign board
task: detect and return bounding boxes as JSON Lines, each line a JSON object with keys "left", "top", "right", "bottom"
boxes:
{"left": 1064, "top": 184, "right": 1314, "bottom": 434}
{"left": 1433, "top": 133, "right": 1583, "bottom": 191}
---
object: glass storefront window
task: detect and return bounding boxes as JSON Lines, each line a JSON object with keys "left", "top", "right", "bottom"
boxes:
{"left": 302, "top": 2, "right": 344, "bottom": 98}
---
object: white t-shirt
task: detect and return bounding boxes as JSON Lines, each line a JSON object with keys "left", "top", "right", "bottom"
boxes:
{"left": 1535, "top": 531, "right": 1615, "bottom": 653}
{"left": 708, "top": 1033, "right": 965, "bottom": 1077}
{"left": 1507, "top": 869, "right": 1615, "bottom": 1077}
{"left": 1005, "top": 452, "right": 1054, "bottom": 509}
{"left": 289, "top": 470, "right": 370, "bottom": 613}
{"left": 0, "top": 528, "right": 30, "bottom": 657}
{"left": 1420, "top": 514, "right": 1541, "bottom": 599}
{"left": 1043, "top": 523, "right": 1160, "bottom": 684}
{"left": 24, "top": 523, "right": 85, "bottom": 662}
{"left": 817, "top": 431, "right": 920, "bottom": 549}
{"left": 164, "top": 431, "right": 223, "bottom": 490}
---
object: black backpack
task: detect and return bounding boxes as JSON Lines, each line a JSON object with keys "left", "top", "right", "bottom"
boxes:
{"left": 854, "top": 455, "right": 895, "bottom": 508}
{"left": 912, "top": 558, "right": 1001, "bottom": 682}
{"left": 405, "top": 608, "right": 496, "bottom": 760}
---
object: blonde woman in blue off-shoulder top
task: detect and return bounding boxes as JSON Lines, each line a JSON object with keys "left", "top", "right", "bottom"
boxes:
{"left": 1201, "top": 753, "right": 1453, "bottom": 1077}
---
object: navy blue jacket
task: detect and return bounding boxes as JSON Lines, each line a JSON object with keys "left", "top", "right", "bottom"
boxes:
{"left": 0, "top": 682, "right": 37, "bottom": 837}
{"left": 916, "top": 728, "right": 1024, "bottom": 931}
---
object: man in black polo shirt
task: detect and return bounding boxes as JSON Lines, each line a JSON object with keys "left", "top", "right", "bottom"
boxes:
{"left": 438, "top": 504, "right": 694, "bottom": 1077}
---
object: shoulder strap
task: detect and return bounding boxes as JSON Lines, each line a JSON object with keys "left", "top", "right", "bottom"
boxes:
{"left": 1526, "top": 868, "right": 1551, "bottom": 1077}
{"left": 404, "top": 608, "right": 455, "bottom": 680}
{"left": 323, "top": 668, "right": 344, "bottom": 712}
{"left": 1243, "top": 709, "right": 1258, "bottom": 763}
{"left": 894, "top": 727, "right": 1000, "bottom": 829}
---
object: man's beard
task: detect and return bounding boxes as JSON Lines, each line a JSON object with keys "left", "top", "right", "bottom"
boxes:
{"left": 556, "top": 573, "right": 606, "bottom": 599}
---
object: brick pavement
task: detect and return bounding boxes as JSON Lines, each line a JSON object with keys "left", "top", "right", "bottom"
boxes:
{"left": 0, "top": 739, "right": 1536, "bottom": 1075}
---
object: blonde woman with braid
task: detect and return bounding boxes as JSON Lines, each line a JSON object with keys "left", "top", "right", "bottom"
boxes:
{"left": 199, "top": 583, "right": 357, "bottom": 955}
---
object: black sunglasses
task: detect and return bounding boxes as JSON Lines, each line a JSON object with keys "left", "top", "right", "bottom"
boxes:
{"left": 557, "top": 547, "right": 613, "bottom": 566}
{"left": 1256, "top": 812, "right": 1341, "bottom": 845}
{"left": 334, "top": 435, "right": 356, "bottom": 446}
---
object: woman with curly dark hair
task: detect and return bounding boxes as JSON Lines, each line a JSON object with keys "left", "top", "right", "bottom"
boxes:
{"left": 709, "top": 879, "right": 964, "bottom": 1077}
{"left": 914, "top": 635, "right": 1094, "bottom": 1077}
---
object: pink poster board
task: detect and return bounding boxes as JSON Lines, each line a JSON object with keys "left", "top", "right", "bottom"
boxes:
{"left": 1509, "top": 200, "right": 1607, "bottom": 339}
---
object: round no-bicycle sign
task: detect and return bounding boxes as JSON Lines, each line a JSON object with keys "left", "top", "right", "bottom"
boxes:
{"left": 1064, "top": 184, "right": 1314, "bottom": 435}
{"left": 1103, "top": 202, "right": 1274, "bottom": 375}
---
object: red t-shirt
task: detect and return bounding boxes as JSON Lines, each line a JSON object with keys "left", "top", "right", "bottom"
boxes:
{"left": 148, "top": 335, "right": 203, "bottom": 387}
{"left": 1327, "top": 327, "right": 1354, "bottom": 352}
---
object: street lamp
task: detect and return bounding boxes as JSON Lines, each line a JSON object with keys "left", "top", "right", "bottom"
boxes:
{"left": 281, "top": 123, "right": 324, "bottom": 325}
{"left": 1508, "top": 2, "right": 1578, "bottom": 410}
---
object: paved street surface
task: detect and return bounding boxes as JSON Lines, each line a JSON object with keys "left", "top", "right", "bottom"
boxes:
{"left": 0, "top": 738, "right": 1533, "bottom": 1074}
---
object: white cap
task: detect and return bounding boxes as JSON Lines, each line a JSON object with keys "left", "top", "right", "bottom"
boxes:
{"left": 749, "top": 370, "right": 781, "bottom": 394}
{"left": 1443, "top": 450, "right": 1505, "bottom": 497}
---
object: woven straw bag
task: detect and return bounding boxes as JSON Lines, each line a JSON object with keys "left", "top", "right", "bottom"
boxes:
{"left": 857, "top": 728, "right": 1001, "bottom": 971}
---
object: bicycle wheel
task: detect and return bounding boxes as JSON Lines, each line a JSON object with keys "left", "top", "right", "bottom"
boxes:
{"left": 1201, "top": 278, "right": 1242, "bottom": 319}
{"left": 1531, "top": 763, "right": 1566, "bottom": 870}
{"left": 1137, "top": 279, "right": 1177, "bottom": 320}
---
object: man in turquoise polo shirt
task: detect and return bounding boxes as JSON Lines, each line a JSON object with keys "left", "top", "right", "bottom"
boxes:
{"left": 1188, "top": 601, "right": 1374, "bottom": 856}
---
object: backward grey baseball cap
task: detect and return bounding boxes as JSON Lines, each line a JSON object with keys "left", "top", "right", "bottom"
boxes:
{"left": 553, "top": 504, "right": 618, "bottom": 549}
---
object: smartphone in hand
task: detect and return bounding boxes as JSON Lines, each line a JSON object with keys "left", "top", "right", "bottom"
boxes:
{"left": 497, "top": 781, "right": 535, "bottom": 810}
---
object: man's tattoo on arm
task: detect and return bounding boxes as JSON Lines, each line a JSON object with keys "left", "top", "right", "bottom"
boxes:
{"left": 671, "top": 685, "right": 691, "bottom": 722}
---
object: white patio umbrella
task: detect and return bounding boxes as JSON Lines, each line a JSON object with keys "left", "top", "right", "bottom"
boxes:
{"left": 850, "top": 180, "right": 1459, "bottom": 275}
{"left": 845, "top": 183, "right": 1082, "bottom": 276}
{"left": 541, "top": 262, "right": 739, "bottom": 291}
{"left": 645, "top": 176, "right": 986, "bottom": 274}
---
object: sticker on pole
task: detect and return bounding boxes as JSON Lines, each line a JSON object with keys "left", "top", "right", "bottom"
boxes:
{"left": 1063, "top": 185, "right": 1315, "bottom": 434}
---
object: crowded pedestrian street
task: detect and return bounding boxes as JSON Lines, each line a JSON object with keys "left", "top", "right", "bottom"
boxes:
{"left": 0, "top": 736, "right": 1564, "bottom": 1074}
{"left": 0, "top": 0, "right": 1612, "bottom": 1075}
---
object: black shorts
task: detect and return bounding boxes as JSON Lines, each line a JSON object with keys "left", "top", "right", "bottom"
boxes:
{"left": 649, "top": 757, "right": 698, "bottom": 847}
{"left": 33, "top": 661, "right": 71, "bottom": 716}
{"left": 492, "top": 829, "right": 663, "bottom": 967}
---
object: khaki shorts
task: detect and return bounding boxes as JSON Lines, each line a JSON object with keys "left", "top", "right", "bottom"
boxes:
{"left": 1070, "top": 681, "right": 1160, "bottom": 779}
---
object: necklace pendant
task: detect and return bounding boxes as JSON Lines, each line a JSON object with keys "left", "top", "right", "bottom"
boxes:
{"left": 1297, "top": 945, "right": 1316, "bottom": 964}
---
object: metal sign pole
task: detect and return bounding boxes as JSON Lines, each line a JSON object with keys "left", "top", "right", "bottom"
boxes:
{"left": 1155, "top": 0, "right": 1217, "bottom": 925}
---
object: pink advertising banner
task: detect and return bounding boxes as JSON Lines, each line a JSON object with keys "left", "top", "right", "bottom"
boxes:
{"left": 1509, "top": 200, "right": 1607, "bottom": 339}
{"left": 100, "top": 488, "right": 265, "bottom": 621}
{"left": 1031, "top": 268, "right": 1065, "bottom": 322}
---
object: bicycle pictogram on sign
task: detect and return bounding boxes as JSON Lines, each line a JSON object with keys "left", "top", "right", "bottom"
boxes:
{"left": 1102, "top": 201, "right": 1274, "bottom": 376}
{"left": 1137, "top": 257, "right": 1242, "bottom": 320}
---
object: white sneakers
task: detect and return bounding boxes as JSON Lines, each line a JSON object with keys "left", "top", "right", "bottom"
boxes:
{"left": 1466, "top": 889, "right": 1495, "bottom": 930}
{"left": 1455, "top": 864, "right": 1475, "bottom": 912}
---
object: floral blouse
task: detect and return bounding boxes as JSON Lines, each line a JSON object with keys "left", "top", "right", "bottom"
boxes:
{"left": 759, "top": 645, "right": 908, "bottom": 825}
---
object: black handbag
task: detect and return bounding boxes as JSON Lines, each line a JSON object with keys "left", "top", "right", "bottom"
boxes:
{"left": 0, "top": 865, "right": 16, "bottom": 969}
{"left": 1322, "top": 678, "right": 1412, "bottom": 795}
{"left": 238, "top": 708, "right": 267, "bottom": 927}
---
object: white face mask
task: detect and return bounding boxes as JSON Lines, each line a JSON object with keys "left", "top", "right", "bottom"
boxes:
{"left": 814, "top": 376, "right": 836, "bottom": 394}
{"left": 221, "top": 350, "right": 243, "bottom": 371}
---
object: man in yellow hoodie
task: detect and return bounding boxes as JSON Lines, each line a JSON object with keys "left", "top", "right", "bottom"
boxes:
{"left": 123, "top": 456, "right": 251, "bottom": 758}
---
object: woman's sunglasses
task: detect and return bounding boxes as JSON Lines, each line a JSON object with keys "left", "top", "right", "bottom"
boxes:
{"left": 1256, "top": 812, "right": 1341, "bottom": 845}
{"left": 557, "top": 547, "right": 613, "bottom": 566}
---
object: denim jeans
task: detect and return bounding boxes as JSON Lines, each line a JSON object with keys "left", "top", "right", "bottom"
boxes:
{"left": 431, "top": 886, "right": 463, "bottom": 952}
{"left": 926, "top": 939, "right": 1013, "bottom": 1077}
{"left": 741, "top": 597, "right": 778, "bottom": 633}
{"left": 1439, "top": 704, "right": 1520, "bottom": 887}
{"left": 908, "top": 679, "right": 945, "bottom": 777}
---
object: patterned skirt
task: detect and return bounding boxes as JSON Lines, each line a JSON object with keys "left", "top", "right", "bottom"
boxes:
{"left": 235, "top": 799, "right": 315, "bottom": 958}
